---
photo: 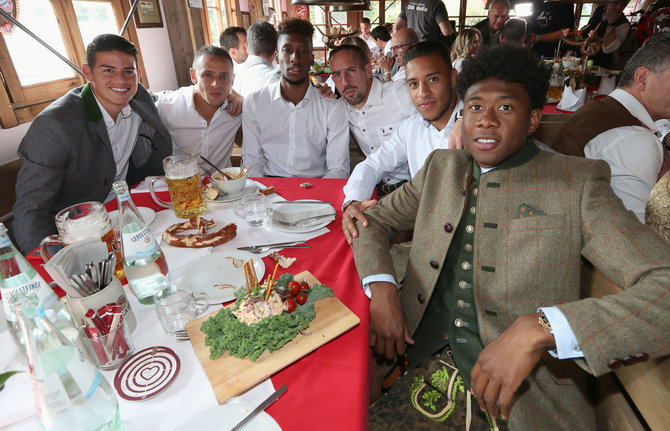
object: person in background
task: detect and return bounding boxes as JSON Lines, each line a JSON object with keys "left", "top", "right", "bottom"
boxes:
{"left": 359, "top": 17, "right": 379, "bottom": 56}
{"left": 579, "top": 0, "right": 631, "bottom": 68}
{"left": 389, "top": 28, "right": 420, "bottom": 81}
{"left": 394, "top": 0, "right": 453, "bottom": 42}
{"left": 553, "top": 33, "right": 670, "bottom": 222}
{"left": 450, "top": 28, "right": 482, "bottom": 72}
{"left": 371, "top": 25, "right": 393, "bottom": 57}
{"left": 155, "top": 46, "right": 242, "bottom": 176}
{"left": 219, "top": 26, "right": 249, "bottom": 70}
{"left": 527, "top": 0, "right": 575, "bottom": 58}
{"left": 232, "top": 19, "right": 281, "bottom": 97}
{"left": 498, "top": 17, "right": 528, "bottom": 46}
{"left": 242, "top": 19, "right": 349, "bottom": 178}
{"left": 473, "top": 0, "right": 510, "bottom": 46}
{"left": 355, "top": 43, "right": 670, "bottom": 430}
{"left": 13, "top": 34, "right": 172, "bottom": 253}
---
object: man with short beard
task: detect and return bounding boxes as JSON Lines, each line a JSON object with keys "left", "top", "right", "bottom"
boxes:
{"left": 329, "top": 44, "right": 416, "bottom": 198}
{"left": 242, "top": 19, "right": 349, "bottom": 178}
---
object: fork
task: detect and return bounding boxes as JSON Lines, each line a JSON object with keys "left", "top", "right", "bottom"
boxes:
{"left": 273, "top": 213, "right": 335, "bottom": 227}
{"left": 237, "top": 245, "right": 312, "bottom": 254}
{"left": 172, "top": 329, "right": 190, "bottom": 341}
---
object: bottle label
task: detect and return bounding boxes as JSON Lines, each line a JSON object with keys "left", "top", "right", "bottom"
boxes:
{"left": 122, "top": 227, "right": 158, "bottom": 261}
{"left": 2, "top": 275, "right": 55, "bottom": 322}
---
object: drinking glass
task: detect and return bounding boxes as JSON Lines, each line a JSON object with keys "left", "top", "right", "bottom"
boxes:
{"left": 150, "top": 153, "right": 207, "bottom": 219}
{"left": 154, "top": 287, "right": 209, "bottom": 337}
{"left": 234, "top": 194, "right": 268, "bottom": 227}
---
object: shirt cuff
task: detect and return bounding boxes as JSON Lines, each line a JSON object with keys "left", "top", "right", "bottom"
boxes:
{"left": 538, "top": 307, "right": 585, "bottom": 359}
{"left": 361, "top": 274, "right": 398, "bottom": 299}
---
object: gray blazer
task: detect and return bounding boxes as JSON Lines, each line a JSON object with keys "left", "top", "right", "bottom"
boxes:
{"left": 13, "top": 83, "right": 172, "bottom": 253}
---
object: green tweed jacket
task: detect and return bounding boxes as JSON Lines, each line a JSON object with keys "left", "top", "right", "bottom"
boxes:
{"left": 352, "top": 147, "right": 670, "bottom": 430}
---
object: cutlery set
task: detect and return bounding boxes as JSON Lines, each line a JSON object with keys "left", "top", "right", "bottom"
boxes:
{"left": 68, "top": 252, "right": 117, "bottom": 297}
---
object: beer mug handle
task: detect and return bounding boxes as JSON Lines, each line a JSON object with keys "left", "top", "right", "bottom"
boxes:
{"left": 149, "top": 176, "right": 171, "bottom": 209}
{"left": 39, "top": 235, "right": 64, "bottom": 262}
{"left": 192, "top": 292, "right": 210, "bottom": 316}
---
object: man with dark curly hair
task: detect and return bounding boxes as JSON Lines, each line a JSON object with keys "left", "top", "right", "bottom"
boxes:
{"left": 242, "top": 19, "right": 349, "bottom": 178}
{"left": 354, "top": 44, "right": 670, "bottom": 429}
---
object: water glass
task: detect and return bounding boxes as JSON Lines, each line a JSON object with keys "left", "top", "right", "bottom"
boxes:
{"left": 154, "top": 287, "right": 209, "bottom": 337}
{"left": 234, "top": 194, "right": 268, "bottom": 227}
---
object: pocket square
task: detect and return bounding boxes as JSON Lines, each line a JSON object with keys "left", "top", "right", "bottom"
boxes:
{"left": 516, "top": 203, "right": 544, "bottom": 219}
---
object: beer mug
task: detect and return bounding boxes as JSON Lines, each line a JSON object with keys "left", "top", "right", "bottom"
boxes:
{"left": 39, "top": 202, "right": 124, "bottom": 279}
{"left": 149, "top": 153, "right": 206, "bottom": 219}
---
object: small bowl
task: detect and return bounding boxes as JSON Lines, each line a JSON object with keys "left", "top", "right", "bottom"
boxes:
{"left": 212, "top": 167, "right": 247, "bottom": 195}
{"left": 562, "top": 57, "right": 580, "bottom": 68}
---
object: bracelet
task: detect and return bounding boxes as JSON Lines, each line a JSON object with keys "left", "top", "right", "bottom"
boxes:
{"left": 538, "top": 311, "right": 554, "bottom": 335}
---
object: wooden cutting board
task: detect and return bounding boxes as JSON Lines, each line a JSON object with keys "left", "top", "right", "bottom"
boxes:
{"left": 185, "top": 270, "right": 360, "bottom": 404}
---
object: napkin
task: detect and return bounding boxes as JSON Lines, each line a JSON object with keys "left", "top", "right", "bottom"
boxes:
{"left": 271, "top": 201, "right": 335, "bottom": 224}
{"left": 597, "top": 75, "right": 616, "bottom": 95}
{"left": 557, "top": 85, "right": 586, "bottom": 112}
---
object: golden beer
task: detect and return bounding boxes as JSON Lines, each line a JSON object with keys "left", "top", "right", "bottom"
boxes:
{"left": 548, "top": 85, "right": 564, "bottom": 101}
{"left": 166, "top": 172, "right": 207, "bottom": 218}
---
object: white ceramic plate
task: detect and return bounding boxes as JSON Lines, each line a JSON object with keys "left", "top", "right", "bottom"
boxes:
{"left": 206, "top": 180, "right": 258, "bottom": 204}
{"left": 177, "top": 251, "right": 265, "bottom": 303}
{"left": 173, "top": 404, "right": 281, "bottom": 431}
{"left": 108, "top": 207, "right": 156, "bottom": 227}
{"left": 271, "top": 200, "right": 335, "bottom": 234}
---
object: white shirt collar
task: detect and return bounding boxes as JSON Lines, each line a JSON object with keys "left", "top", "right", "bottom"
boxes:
{"left": 93, "top": 94, "right": 132, "bottom": 129}
{"left": 271, "top": 80, "right": 314, "bottom": 105}
{"left": 610, "top": 88, "right": 660, "bottom": 134}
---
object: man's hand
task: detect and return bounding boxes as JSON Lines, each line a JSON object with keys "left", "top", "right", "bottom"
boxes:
{"left": 369, "top": 282, "right": 414, "bottom": 360}
{"left": 342, "top": 199, "right": 378, "bottom": 245}
{"left": 470, "top": 313, "right": 555, "bottom": 420}
{"left": 314, "top": 82, "right": 336, "bottom": 99}
{"left": 449, "top": 119, "right": 464, "bottom": 149}
{"left": 379, "top": 55, "right": 393, "bottom": 74}
{"left": 226, "top": 89, "right": 243, "bottom": 116}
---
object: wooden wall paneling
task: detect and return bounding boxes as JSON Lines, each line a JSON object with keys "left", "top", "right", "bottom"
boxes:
{"left": 248, "top": 0, "right": 263, "bottom": 22}
{"left": 162, "top": 0, "right": 206, "bottom": 87}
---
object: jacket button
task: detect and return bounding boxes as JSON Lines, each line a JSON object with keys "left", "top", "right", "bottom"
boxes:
{"left": 607, "top": 358, "right": 622, "bottom": 369}
{"left": 417, "top": 294, "right": 425, "bottom": 304}
{"left": 103, "top": 179, "right": 111, "bottom": 185}
{"left": 634, "top": 353, "right": 649, "bottom": 362}
{"left": 444, "top": 223, "right": 453, "bottom": 233}
{"left": 460, "top": 188, "right": 466, "bottom": 195}
{"left": 430, "top": 260, "right": 439, "bottom": 269}
{"left": 622, "top": 356, "right": 636, "bottom": 366}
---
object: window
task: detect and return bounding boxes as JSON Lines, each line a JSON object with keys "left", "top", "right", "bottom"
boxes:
{"left": 0, "top": 0, "right": 145, "bottom": 128}
{"left": 203, "top": 0, "right": 230, "bottom": 45}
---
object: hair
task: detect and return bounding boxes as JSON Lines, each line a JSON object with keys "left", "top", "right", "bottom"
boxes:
{"left": 192, "top": 45, "right": 233, "bottom": 69}
{"left": 371, "top": 25, "right": 391, "bottom": 42}
{"left": 456, "top": 45, "right": 549, "bottom": 110}
{"left": 339, "top": 36, "right": 372, "bottom": 60}
{"left": 278, "top": 18, "right": 314, "bottom": 43}
{"left": 450, "top": 29, "right": 482, "bottom": 61}
{"left": 329, "top": 44, "right": 370, "bottom": 67}
{"left": 86, "top": 34, "right": 137, "bottom": 67}
{"left": 500, "top": 18, "right": 527, "bottom": 45}
{"left": 619, "top": 33, "right": 670, "bottom": 88}
{"left": 488, "top": 0, "right": 511, "bottom": 11}
{"left": 394, "top": 27, "right": 420, "bottom": 45}
{"left": 362, "top": 17, "right": 371, "bottom": 25}
{"left": 383, "top": 22, "right": 394, "bottom": 33}
{"left": 219, "top": 26, "right": 246, "bottom": 52}
{"left": 404, "top": 41, "right": 453, "bottom": 72}
{"left": 247, "top": 19, "right": 278, "bottom": 57}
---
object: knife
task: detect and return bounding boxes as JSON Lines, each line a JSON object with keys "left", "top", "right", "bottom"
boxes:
{"left": 230, "top": 384, "right": 287, "bottom": 431}
{"left": 273, "top": 201, "right": 333, "bottom": 205}
{"left": 239, "top": 240, "right": 306, "bottom": 249}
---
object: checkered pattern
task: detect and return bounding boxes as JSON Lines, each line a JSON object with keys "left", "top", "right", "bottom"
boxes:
{"left": 353, "top": 149, "right": 670, "bottom": 430}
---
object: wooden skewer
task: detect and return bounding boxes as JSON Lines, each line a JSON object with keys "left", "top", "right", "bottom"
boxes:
{"left": 200, "top": 156, "right": 227, "bottom": 179}
{"left": 265, "top": 263, "right": 279, "bottom": 301}
{"left": 249, "top": 259, "right": 258, "bottom": 289}
{"left": 244, "top": 262, "right": 251, "bottom": 293}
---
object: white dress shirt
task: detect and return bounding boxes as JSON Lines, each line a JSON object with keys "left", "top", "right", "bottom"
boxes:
{"left": 583, "top": 88, "right": 663, "bottom": 222}
{"left": 155, "top": 86, "right": 242, "bottom": 176}
{"left": 242, "top": 81, "right": 350, "bottom": 178}
{"left": 343, "top": 106, "right": 460, "bottom": 205}
{"left": 94, "top": 97, "right": 141, "bottom": 203}
{"left": 392, "top": 66, "right": 406, "bottom": 82}
{"left": 345, "top": 77, "right": 416, "bottom": 185}
{"left": 383, "top": 40, "right": 393, "bottom": 57}
{"left": 359, "top": 33, "right": 380, "bottom": 57}
{"left": 232, "top": 55, "right": 281, "bottom": 97}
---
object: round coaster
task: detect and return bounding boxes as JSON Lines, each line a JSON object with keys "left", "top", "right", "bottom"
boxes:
{"left": 114, "top": 346, "right": 180, "bottom": 401}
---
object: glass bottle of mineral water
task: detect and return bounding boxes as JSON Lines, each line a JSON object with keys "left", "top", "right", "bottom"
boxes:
{"left": 11, "top": 291, "right": 122, "bottom": 431}
{"left": 0, "top": 222, "right": 58, "bottom": 346}
{"left": 113, "top": 181, "right": 169, "bottom": 305}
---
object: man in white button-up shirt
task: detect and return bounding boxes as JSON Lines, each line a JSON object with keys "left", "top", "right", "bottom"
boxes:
{"left": 155, "top": 46, "right": 242, "bottom": 176}
{"left": 242, "top": 19, "right": 349, "bottom": 178}
{"left": 341, "top": 41, "right": 459, "bottom": 244}
{"left": 329, "top": 44, "right": 416, "bottom": 192}
{"left": 232, "top": 20, "right": 281, "bottom": 97}
{"left": 219, "top": 26, "right": 249, "bottom": 71}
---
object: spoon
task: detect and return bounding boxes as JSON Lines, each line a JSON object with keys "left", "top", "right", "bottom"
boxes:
{"left": 199, "top": 156, "right": 227, "bottom": 179}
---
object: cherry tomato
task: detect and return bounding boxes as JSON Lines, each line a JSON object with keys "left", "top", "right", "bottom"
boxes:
{"left": 300, "top": 281, "right": 309, "bottom": 292}
{"left": 288, "top": 281, "right": 301, "bottom": 297}
{"left": 285, "top": 298, "right": 297, "bottom": 313}
{"left": 295, "top": 291, "right": 308, "bottom": 305}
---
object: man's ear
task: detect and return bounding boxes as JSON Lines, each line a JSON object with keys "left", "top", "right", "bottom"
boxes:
{"left": 82, "top": 64, "right": 92, "bottom": 82}
{"left": 633, "top": 66, "right": 651, "bottom": 92}
{"left": 527, "top": 108, "right": 541, "bottom": 134}
{"left": 451, "top": 67, "right": 458, "bottom": 88}
{"left": 366, "top": 62, "right": 374, "bottom": 78}
{"left": 189, "top": 68, "right": 197, "bottom": 85}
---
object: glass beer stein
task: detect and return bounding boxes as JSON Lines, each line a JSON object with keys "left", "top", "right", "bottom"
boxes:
{"left": 39, "top": 202, "right": 124, "bottom": 280}
{"left": 150, "top": 153, "right": 207, "bottom": 219}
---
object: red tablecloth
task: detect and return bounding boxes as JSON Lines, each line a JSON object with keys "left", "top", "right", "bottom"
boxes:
{"left": 28, "top": 177, "right": 370, "bottom": 431}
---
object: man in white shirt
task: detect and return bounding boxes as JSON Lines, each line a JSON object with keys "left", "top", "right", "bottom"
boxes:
{"left": 371, "top": 25, "right": 393, "bottom": 57}
{"left": 242, "top": 19, "right": 349, "bottom": 178}
{"left": 232, "top": 20, "right": 281, "bottom": 97}
{"left": 390, "top": 28, "right": 420, "bottom": 81}
{"left": 359, "top": 17, "right": 379, "bottom": 57}
{"left": 219, "top": 26, "right": 249, "bottom": 70}
{"left": 341, "top": 41, "right": 459, "bottom": 244}
{"left": 553, "top": 33, "right": 670, "bottom": 222}
{"left": 329, "top": 44, "right": 416, "bottom": 193}
{"left": 155, "top": 46, "right": 242, "bottom": 176}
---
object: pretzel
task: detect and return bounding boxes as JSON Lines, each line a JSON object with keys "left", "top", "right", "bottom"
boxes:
{"left": 162, "top": 216, "right": 237, "bottom": 248}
